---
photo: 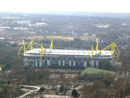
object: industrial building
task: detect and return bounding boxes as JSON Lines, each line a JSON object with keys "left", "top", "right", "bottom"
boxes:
{"left": 18, "top": 40, "right": 120, "bottom": 69}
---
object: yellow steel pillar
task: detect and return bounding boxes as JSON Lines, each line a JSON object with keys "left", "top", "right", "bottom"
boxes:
{"left": 91, "top": 44, "right": 93, "bottom": 59}
{"left": 96, "top": 40, "right": 98, "bottom": 51}
{"left": 50, "top": 40, "right": 53, "bottom": 49}
{"left": 40, "top": 44, "right": 44, "bottom": 56}
{"left": 40, "top": 43, "right": 44, "bottom": 67}
{"left": 24, "top": 42, "right": 26, "bottom": 53}
{"left": 30, "top": 40, "right": 33, "bottom": 50}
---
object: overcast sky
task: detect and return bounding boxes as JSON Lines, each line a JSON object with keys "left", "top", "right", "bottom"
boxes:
{"left": 0, "top": 0, "right": 130, "bottom": 13}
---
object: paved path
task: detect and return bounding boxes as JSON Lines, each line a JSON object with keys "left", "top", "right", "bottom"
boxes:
{"left": 44, "top": 94, "right": 70, "bottom": 98}
{"left": 17, "top": 85, "right": 40, "bottom": 98}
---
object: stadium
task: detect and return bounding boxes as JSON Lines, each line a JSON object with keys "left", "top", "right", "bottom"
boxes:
{"left": 18, "top": 40, "right": 120, "bottom": 69}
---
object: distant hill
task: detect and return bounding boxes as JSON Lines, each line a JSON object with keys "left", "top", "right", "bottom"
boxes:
{"left": 26, "top": 11, "right": 130, "bottom": 18}
{"left": 0, "top": 11, "right": 130, "bottom": 18}
{"left": 40, "top": 11, "right": 130, "bottom": 18}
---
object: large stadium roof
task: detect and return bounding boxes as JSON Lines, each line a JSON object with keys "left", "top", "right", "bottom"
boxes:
{"left": 24, "top": 48, "right": 113, "bottom": 57}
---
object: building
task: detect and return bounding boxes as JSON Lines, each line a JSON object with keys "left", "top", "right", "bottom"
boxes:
{"left": 23, "top": 49, "right": 113, "bottom": 69}
{"left": 21, "top": 41, "right": 120, "bottom": 69}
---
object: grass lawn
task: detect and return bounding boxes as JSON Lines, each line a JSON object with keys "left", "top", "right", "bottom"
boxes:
{"left": 26, "top": 35, "right": 74, "bottom": 41}
{"left": 26, "top": 35, "right": 96, "bottom": 41}
{"left": 80, "top": 67, "right": 116, "bottom": 76}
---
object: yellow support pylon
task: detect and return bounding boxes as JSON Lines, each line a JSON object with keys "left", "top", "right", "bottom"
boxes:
{"left": 40, "top": 43, "right": 44, "bottom": 57}
{"left": 40, "top": 43, "right": 44, "bottom": 67}
{"left": 97, "top": 42, "right": 120, "bottom": 62}
{"left": 30, "top": 40, "right": 33, "bottom": 50}
{"left": 23, "top": 42, "right": 26, "bottom": 53}
{"left": 91, "top": 44, "right": 93, "bottom": 59}
{"left": 50, "top": 40, "right": 53, "bottom": 49}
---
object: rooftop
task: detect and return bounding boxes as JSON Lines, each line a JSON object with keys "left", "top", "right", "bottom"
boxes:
{"left": 24, "top": 48, "right": 113, "bottom": 57}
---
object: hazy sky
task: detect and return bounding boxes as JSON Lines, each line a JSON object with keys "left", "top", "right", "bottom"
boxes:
{"left": 0, "top": 0, "right": 130, "bottom": 13}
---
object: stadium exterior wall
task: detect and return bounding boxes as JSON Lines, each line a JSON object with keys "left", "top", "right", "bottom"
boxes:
{"left": 23, "top": 49, "right": 113, "bottom": 69}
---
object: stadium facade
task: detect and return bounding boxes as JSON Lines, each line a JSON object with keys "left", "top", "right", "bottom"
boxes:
{"left": 19, "top": 40, "right": 120, "bottom": 69}
{"left": 23, "top": 49, "right": 113, "bottom": 69}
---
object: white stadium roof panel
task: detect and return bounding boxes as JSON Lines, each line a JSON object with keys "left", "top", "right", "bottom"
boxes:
{"left": 24, "top": 48, "right": 113, "bottom": 56}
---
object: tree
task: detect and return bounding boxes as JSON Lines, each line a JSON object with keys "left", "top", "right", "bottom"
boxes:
{"left": 59, "top": 85, "right": 64, "bottom": 93}
{"left": 39, "top": 87, "right": 45, "bottom": 92}
{"left": 72, "top": 89, "right": 79, "bottom": 98}
{"left": 82, "top": 77, "right": 130, "bottom": 98}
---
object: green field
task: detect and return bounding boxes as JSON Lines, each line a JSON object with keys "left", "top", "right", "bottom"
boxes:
{"left": 80, "top": 67, "right": 116, "bottom": 76}
{"left": 26, "top": 36, "right": 74, "bottom": 41}
{"left": 26, "top": 35, "right": 96, "bottom": 41}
